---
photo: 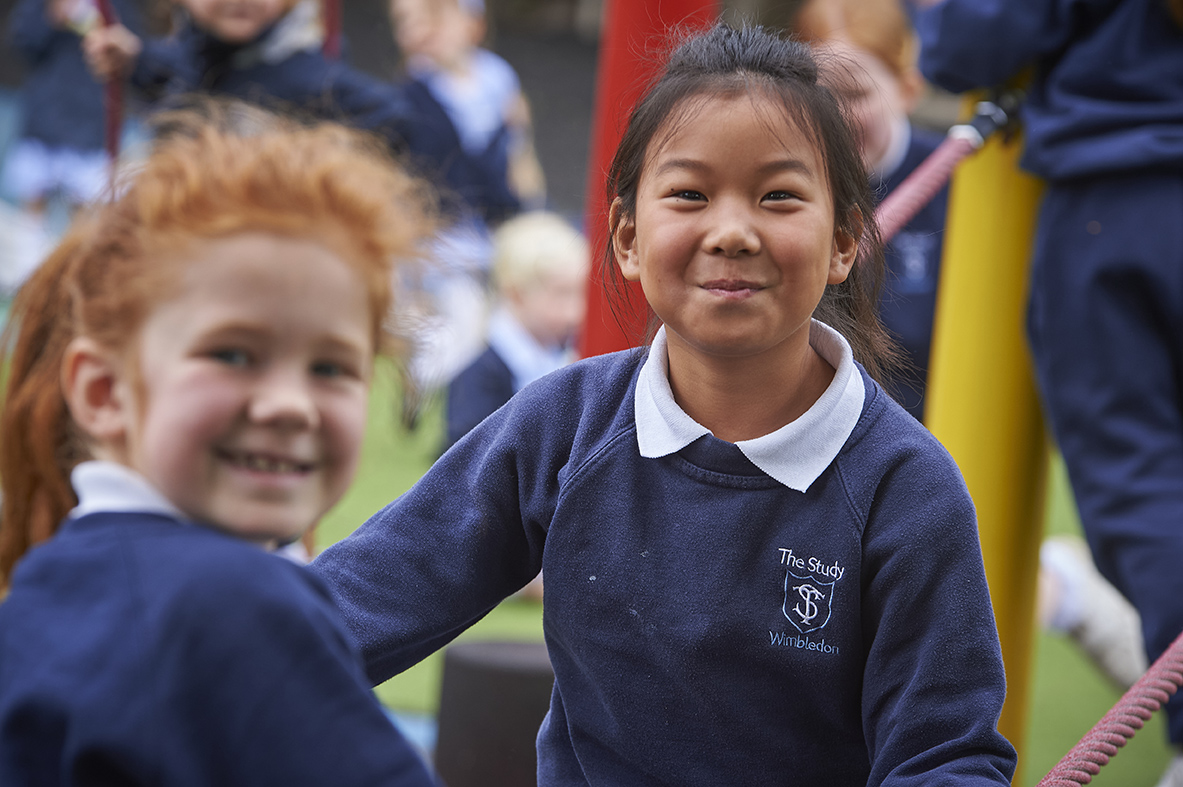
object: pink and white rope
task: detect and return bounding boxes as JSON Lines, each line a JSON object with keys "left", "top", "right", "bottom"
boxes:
{"left": 1038, "top": 629, "right": 1183, "bottom": 786}
{"left": 875, "top": 131, "right": 978, "bottom": 245}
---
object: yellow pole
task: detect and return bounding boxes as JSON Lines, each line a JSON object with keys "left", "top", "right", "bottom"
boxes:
{"left": 924, "top": 96, "right": 1046, "bottom": 775}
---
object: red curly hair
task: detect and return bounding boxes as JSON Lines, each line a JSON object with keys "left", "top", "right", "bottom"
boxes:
{"left": 0, "top": 111, "right": 435, "bottom": 587}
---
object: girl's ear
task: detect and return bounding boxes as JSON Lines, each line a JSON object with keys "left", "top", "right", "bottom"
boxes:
{"left": 61, "top": 337, "right": 132, "bottom": 454}
{"left": 610, "top": 198, "right": 641, "bottom": 282}
{"left": 898, "top": 65, "right": 927, "bottom": 116}
{"left": 829, "top": 209, "right": 862, "bottom": 284}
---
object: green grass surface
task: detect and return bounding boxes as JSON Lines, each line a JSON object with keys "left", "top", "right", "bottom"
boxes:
{"left": 319, "top": 363, "right": 1174, "bottom": 785}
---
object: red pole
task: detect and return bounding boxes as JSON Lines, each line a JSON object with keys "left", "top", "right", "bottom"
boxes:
{"left": 578, "top": 0, "right": 719, "bottom": 358}
{"left": 94, "top": 0, "right": 122, "bottom": 167}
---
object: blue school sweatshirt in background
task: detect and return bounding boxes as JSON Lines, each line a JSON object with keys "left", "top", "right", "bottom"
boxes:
{"left": 877, "top": 124, "right": 948, "bottom": 420}
{"left": 128, "top": 2, "right": 519, "bottom": 223}
{"left": 0, "top": 510, "right": 436, "bottom": 786}
{"left": 444, "top": 344, "right": 513, "bottom": 451}
{"left": 314, "top": 323, "right": 1016, "bottom": 786}
{"left": 6, "top": 0, "right": 141, "bottom": 152}
{"left": 915, "top": 0, "right": 1183, "bottom": 181}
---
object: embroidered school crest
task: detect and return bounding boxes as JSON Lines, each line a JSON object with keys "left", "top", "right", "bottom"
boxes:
{"left": 783, "top": 570, "right": 835, "bottom": 634}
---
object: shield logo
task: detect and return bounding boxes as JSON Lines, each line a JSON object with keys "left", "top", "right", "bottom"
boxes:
{"left": 782, "top": 570, "right": 835, "bottom": 634}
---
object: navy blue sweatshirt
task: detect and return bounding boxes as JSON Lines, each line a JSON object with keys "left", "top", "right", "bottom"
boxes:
{"left": 314, "top": 333, "right": 1016, "bottom": 785}
{"left": 6, "top": 0, "right": 141, "bottom": 150}
{"left": 915, "top": 0, "right": 1183, "bottom": 180}
{"left": 0, "top": 512, "right": 435, "bottom": 787}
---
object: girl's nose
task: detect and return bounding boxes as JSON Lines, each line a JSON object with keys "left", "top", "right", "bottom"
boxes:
{"left": 703, "top": 203, "right": 761, "bottom": 257}
{"left": 249, "top": 373, "right": 319, "bottom": 429}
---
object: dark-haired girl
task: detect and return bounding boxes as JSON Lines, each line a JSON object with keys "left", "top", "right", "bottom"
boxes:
{"left": 314, "top": 24, "right": 1016, "bottom": 785}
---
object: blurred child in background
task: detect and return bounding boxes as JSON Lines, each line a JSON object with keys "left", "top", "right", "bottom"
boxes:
{"left": 390, "top": 0, "right": 545, "bottom": 214}
{"left": 388, "top": 0, "right": 544, "bottom": 413}
{"left": 443, "top": 211, "right": 587, "bottom": 602}
{"left": 0, "top": 109, "right": 438, "bottom": 786}
{"left": 81, "top": 0, "right": 518, "bottom": 224}
{"left": 444, "top": 212, "right": 587, "bottom": 453}
{"left": 1, "top": 0, "right": 141, "bottom": 291}
{"left": 793, "top": 0, "right": 945, "bottom": 421}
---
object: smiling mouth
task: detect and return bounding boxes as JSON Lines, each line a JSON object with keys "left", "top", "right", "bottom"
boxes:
{"left": 217, "top": 449, "right": 314, "bottom": 474}
{"left": 702, "top": 279, "right": 764, "bottom": 297}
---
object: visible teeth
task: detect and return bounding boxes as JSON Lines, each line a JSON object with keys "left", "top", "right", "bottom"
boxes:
{"left": 229, "top": 453, "right": 305, "bottom": 473}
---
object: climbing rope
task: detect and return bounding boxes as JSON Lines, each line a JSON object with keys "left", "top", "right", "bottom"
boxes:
{"left": 875, "top": 92, "right": 1020, "bottom": 245}
{"left": 1038, "top": 629, "right": 1183, "bottom": 786}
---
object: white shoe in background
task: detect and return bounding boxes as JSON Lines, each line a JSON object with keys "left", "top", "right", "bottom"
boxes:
{"left": 1154, "top": 753, "right": 1183, "bottom": 787}
{"left": 1040, "top": 535, "right": 1148, "bottom": 689}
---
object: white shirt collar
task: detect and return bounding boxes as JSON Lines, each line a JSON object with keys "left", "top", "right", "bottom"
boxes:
{"left": 69, "top": 460, "right": 187, "bottom": 520}
{"left": 68, "top": 461, "right": 307, "bottom": 561}
{"left": 634, "top": 321, "right": 866, "bottom": 492}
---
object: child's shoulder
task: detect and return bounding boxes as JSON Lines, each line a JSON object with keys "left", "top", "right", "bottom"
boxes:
{"left": 446, "top": 347, "right": 647, "bottom": 469}
{"left": 141, "top": 524, "right": 327, "bottom": 611}
{"left": 508, "top": 347, "right": 646, "bottom": 424}
{"left": 39, "top": 512, "right": 329, "bottom": 620}
{"left": 839, "top": 368, "right": 972, "bottom": 508}
{"left": 4, "top": 512, "right": 341, "bottom": 661}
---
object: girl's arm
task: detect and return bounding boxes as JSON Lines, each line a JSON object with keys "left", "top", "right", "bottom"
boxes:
{"left": 312, "top": 385, "right": 558, "bottom": 684}
{"left": 913, "top": 0, "right": 1122, "bottom": 92}
{"left": 857, "top": 448, "right": 1016, "bottom": 785}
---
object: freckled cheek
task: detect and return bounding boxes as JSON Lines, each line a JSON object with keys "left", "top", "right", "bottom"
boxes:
{"left": 142, "top": 384, "right": 245, "bottom": 455}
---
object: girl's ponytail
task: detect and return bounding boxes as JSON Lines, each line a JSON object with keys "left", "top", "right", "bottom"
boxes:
{"left": 0, "top": 228, "right": 90, "bottom": 588}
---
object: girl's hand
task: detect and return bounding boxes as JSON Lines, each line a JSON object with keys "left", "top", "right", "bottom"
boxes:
{"left": 82, "top": 24, "right": 142, "bottom": 83}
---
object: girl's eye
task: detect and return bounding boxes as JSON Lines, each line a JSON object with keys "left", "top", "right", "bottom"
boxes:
{"left": 670, "top": 189, "right": 705, "bottom": 201}
{"left": 210, "top": 348, "right": 251, "bottom": 367}
{"left": 311, "top": 360, "right": 352, "bottom": 379}
{"left": 764, "top": 190, "right": 798, "bottom": 202}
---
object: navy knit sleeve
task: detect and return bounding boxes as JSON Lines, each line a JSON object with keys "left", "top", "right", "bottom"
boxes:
{"left": 310, "top": 355, "right": 632, "bottom": 685}
{"left": 7, "top": 0, "right": 59, "bottom": 64}
{"left": 914, "top": 0, "right": 1118, "bottom": 93}
{"left": 312, "top": 390, "right": 556, "bottom": 683}
{"left": 852, "top": 432, "right": 1016, "bottom": 785}
{"left": 152, "top": 556, "right": 437, "bottom": 786}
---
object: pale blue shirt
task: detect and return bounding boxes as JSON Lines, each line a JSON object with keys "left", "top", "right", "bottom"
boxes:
{"left": 633, "top": 320, "right": 866, "bottom": 492}
{"left": 486, "top": 307, "right": 573, "bottom": 393}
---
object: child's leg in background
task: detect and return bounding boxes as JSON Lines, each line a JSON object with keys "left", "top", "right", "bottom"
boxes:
{"left": 1027, "top": 171, "right": 1183, "bottom": 746}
